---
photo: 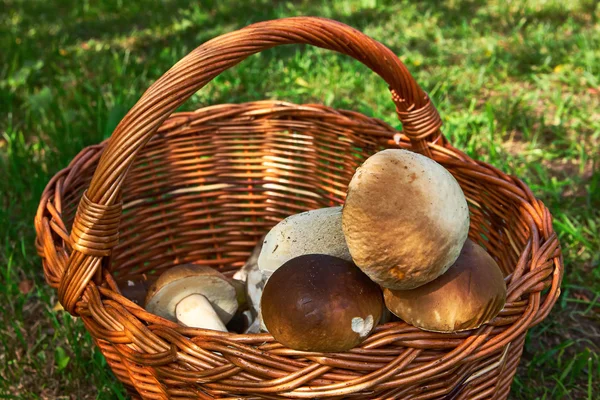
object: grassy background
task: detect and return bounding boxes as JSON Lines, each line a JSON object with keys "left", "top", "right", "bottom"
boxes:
{"left": 1, "top": 0, "right": 599, "bottom": 398}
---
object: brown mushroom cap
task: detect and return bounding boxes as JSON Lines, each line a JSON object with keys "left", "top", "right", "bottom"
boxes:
{"left": 261, "top": 254, "right": 383, "bottom": 352}
{"left": 145, "top": 265, "right": 238, "bottom": 324}
{"left": 383, "top": 239, "right": 507, "bottom": 333}
{"left": 342, "top": 149, "right": 470, "bottom": 290}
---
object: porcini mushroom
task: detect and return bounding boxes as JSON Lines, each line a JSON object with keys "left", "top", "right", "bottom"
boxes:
{"left": 247, "top": 264, "right": 269, "bottom": 333}
{"left": 258, "top": 207, "right": 352, "bottom": 277}
{"left": 144, "top": 265, "right": 239, "bottom": 332}
{"left": 233, "top": 239, "right": 268, "bottom": 333}
{"left": 261, "top": 254, "right": 383, "bottom": 352}
{"left": 383, "top": 239, "right": 507, "bottom": 333}
{"left": 233, "top": 238, "right": 265, "bottom": 320}
{"left": 342, "top": 149, "right": 470, "bottom": 290}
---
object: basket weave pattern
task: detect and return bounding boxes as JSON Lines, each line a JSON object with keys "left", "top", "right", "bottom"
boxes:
{"left": 35, "top": 18, "right": 562, "bottom": 399}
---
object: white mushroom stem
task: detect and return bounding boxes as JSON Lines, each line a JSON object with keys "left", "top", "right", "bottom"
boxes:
{"left": 175, "top": 294, "right": 228, "bottom": 332}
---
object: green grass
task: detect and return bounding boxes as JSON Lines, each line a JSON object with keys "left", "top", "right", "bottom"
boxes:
{"left": 1, "top": 0, "right": 599, "bottom": 398}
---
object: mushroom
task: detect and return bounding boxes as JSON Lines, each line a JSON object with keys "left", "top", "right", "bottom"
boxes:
{"left": 231, "top": 239, "right": 269, "bottom": 333}
{"left": 261, "top": 254, "right": 383, "bottom": 352}
{"left": 144, "top": 265, "right": 239, "bottom": 332}
{"left": 247, "top": 264, "right": 269, "bottom": 333}
{"left": 258, "top": 207, "right": 352, "bottom": 278}
{"left": 383, "top": 239, "right": 507, "bottom": 333}
{"left": 233, "top": 238, "right": 265, "bottom": 318}
{"left": 342, "top": 149, "right": 470, "bottom": 290}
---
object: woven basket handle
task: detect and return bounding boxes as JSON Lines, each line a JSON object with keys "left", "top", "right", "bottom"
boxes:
{"left": 58, "top": 16, "right": 443, "bottom": 313}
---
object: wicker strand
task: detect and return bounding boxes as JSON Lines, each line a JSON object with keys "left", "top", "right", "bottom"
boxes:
{"left": 56, "top": 191, "right": 122, "bottom": 313}
{"left": 70, "top": 191, "right": 122, "bottom": 257}
{"left": 390, "top": 88, "right": 443, "bottom": 156}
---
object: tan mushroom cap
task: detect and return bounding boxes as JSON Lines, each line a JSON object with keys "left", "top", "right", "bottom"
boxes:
{"left": 261, "top": 254, "right": 383, "bottom": 352}
{"left": 383, "top": 239, "right": 507, "bottom": 333}
{"left": 145, "top": 265, "right": 238, "bottom": 324}
{"left": 342, "top": 149, "right": 470, "bottom": 290}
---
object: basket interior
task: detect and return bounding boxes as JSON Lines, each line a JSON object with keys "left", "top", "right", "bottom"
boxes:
{"left": 46, "top": 102, "right": 551, "bottom": 399}
{"left": 62, "top": 104, "right": 523, "bottom": 286}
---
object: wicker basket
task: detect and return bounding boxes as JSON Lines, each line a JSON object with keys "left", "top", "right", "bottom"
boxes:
{"left": 35, "top": 17, "right": 563, "bottom": 399}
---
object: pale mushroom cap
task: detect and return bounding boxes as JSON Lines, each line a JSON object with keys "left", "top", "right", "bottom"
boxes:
{"left": 383, "top": 239, "right": 507, "bottom": 333}
{"left": 233, "top": 240, "right": 266, "bottom": 319}
{"left": 145, "top": 265, "right": 238, "bottom": 324}
{"left": 342, "top": 149, "right": 470, "bottom": 290}
{"left": 258, "top": 207, "right": 352, "bottom": 276}
{"left": 247, "top": 262, "right": 268, "bottom": 319}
